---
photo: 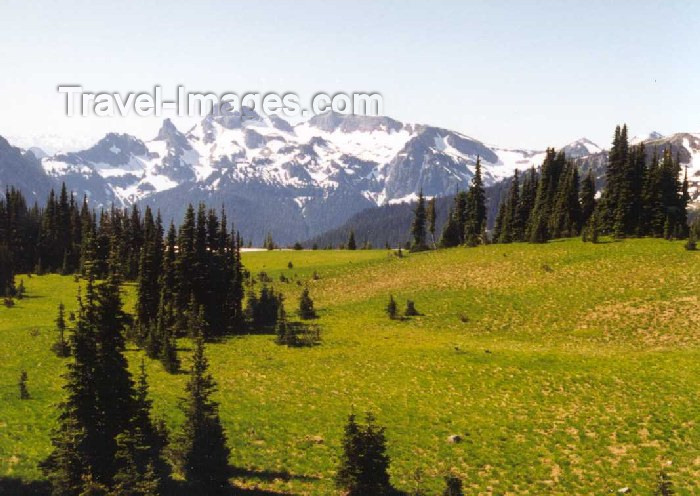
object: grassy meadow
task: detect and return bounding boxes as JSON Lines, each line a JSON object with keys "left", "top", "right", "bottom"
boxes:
{"left": 1, "top": 239, "right": 700, "bottom": 495}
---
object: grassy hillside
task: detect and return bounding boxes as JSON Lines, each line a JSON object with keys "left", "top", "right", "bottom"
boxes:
{"left": 1, "top": 239, "right": 699, "bottom": 495}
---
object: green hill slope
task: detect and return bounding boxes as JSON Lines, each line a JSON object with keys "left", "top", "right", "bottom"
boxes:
{"left": 1, "top": 239, "right": 699, "bottom": 494}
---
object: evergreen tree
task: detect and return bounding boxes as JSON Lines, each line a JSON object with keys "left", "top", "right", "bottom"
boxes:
{"left": 589, "top": 209, "right": 600, "bottom": 243}
{"left": 580, "top": 169, "right": 596, "bottom": 227}
{"left": 125, "top": 205, "right": 143, "bottom": 280}
{"left": 642, "top": 148, "right": 663, "bottom": 236}
{"left": 549, "top": 163, "right": 581, "bottom": 238}
{"left": 274, "top": 303, "right": 290, "bottom": 345}
{"left": 298, "top": 287, "right": 317, "bottom": 319}
{"left": 43, "top": 281, "right": 103, "bottom": 495}
{"left": 91, "top": 249, "right": 136, "bottom": 484}
{"left": 658, "top": 148, "right": 685, "bottom": 238}
{"left": 263, "top": 232, "right": 276, "bottom": 250}
{"left": 495, "top": 170, "right": 522, "bottom": 243}
{"left": 439, "top": 204, "right": 462, "bottom": 248}
{"left": 442, "top": 475, "right": 464, "bottom": 496}
{"left": 427, "top": 197, "right": 437, "bottom": 248}
{"left": 156, "top": 222, "right": 178, "bottom": 347}
{"left": 654, "top": 470, "right": 674, "bottom": 496}
{"left": 601, "top": 124, "right": 629, "bottom": 232}
{"left": 629, "top": 143, "right": 647, "bottom": 235}
{"left": 386, "top": 295, "right": 398, "bottom": 320}
{"left": 0, "top": 242, "right": 14, "bottom": 297}
{"left": 18, "top": 370, "right": 30, "bottom": 400}
{"left": 335, "top": 413, "right": 392, "bottom": 496}
{"left": 404, "top": 300, "right": 419, "bottom": 317}
{"left": 492, "top": 198, "right": 507, "bottom": 244}
{"left": 57, "top": 184, "right": 73, "bottom": 274}
{"left": 347, "top": 230, "right": 357, "bottom": 250}
{"left": 225, "top": 230, "right": 245, "bottom": 334}
{"left": 685, "top": 226, "right": 697, "bottom": 251}
{"left": 175, "top": 204, "right": 197, "bottom": 316}
{"left": 507, "top": 169, "right": 523, "bottom": 242}
{"left": 410, "top": 190, "right": 427, "bottom": 250}
{"left": 517, "top": 167, "right": 538, "bottom": 237}
{"left": 463, "top": 157, "right": 486, "bottom": 246}
{"left": 176, "top": 325, "right": 231, "bottom": 494}
{"left": 679, "top": 165, "right": 690, "bottom": 237}
{"left": 110, "top": 361, "right": 170, "bottom": 496}
{"left": 245, "top": 285, "right": 284, "bottom": 331}
{"left": 528, "top": 149, "right": 566, "bottom": 243}
{"left": 52, "top": 302, "right": 71, "bottom": 358}
{"left": 193, "top": 204, "right": 210, "bottom": 317}
{"left": 135, "top": 207, "right": 161, "bottom": 345}
{"left": 156, "top": 289, "right": 179, "bottom": 373}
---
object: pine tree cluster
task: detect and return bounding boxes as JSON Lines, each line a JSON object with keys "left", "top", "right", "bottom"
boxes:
{"left": 0, "top": 184, "right": 248, "bottom": 372}
{"left": 42, "top": 260, "right": 172, "bottom": 495}
{"left": 245, "top": 284, "right": 284, "bottom": 331}
{"left": 133, "top": 203, "right": 245, "bottom": 373}
{"left": 600, "top": 125, "right": 689, "bottom": 239}
{"left": 492, "top": 150, "right": 588, "bottom": 244}
{"left": 439, "top": 157, "right": 488, "bottom": 247}
{"left": 335, "top": 413, "right": 393, "bottom": 496}
{"left": 43, "top": 253, "right": 231, "bottom": 495}
{"left": 491, "top": 125, "right": 691, "bottom": 244}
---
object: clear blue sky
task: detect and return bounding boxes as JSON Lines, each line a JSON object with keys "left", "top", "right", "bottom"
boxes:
{"left": 0, "top": 0, "right": 698, "bottom": 151}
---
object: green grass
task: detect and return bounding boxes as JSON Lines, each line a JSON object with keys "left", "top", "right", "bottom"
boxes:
{"left": 2, "top": 239, "right": 700, "bottom": 495}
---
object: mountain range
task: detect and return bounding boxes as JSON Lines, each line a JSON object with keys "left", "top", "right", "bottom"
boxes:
{"left": 1, "top": 111, "right": 698, "bottom": 244}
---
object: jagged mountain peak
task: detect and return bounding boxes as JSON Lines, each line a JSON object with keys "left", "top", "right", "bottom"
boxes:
{"left": 630, "top": 131, "right": 665, "bottom": 145}
{"left": 21, "top": 112, "right": 700, "bottom": 244}
{"left": 561, "top": 137, "right": 603, "bottom": 158}
{"left": 27, "top": 147, "right": 48, "bottom": 160}
{"left": 31, "top": 113, "right": 554, "bottom": 237}
{"left": 155, "top": 118, "right": 191, "bottom": 150}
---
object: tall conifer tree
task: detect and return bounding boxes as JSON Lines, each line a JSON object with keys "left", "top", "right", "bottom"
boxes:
{"left": 463, "top": 157, "right": 486, "bottom": 246}
{"left": 176, "top": 319, "right": 231, "bottom": 494}
{"left": 410, "top": 190, "right": 427, "bottom": 250}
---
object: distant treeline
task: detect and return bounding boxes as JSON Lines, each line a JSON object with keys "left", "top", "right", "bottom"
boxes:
{"left": 490, "top": 124, "right": 691, "bottom": 244}
{"left": 0, "top": 187, "right": 246, "bottom": 337}
{"left": 398, "top": 124, "right": 695, "bottom": 251}
{"left": 302, "top": 183, "right": 509, "bottom": 250}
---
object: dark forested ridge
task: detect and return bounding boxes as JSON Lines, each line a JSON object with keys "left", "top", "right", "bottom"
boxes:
{"left": 302, "top": 181, "right": 510, "bottom": 249}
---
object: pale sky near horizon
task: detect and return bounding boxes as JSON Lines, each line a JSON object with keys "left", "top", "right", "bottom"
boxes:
{"left": 0, "top": 0, "right": 698, "bottom": 152}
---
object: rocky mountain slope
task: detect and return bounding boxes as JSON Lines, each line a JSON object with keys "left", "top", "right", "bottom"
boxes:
{"left": 2, "top": 112, "right": 699, "bottom": 244}
{"left": 35, "top": 110, "right": 549, "bottom": 242}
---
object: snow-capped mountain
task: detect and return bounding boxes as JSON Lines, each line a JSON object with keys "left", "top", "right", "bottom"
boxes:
{"left": 561, "top": 138, "right": 604, "bottom": 158}
{"left": 573, "top": 131, "right": 700, "bottom": 211}
{"left": 2, "top": 112, "right": 699, "bottom": 244}
{"left": 644, "top": 132, "right": 700, "bottom": 201}
{"left": 35, "top": 111, "right": 550, "bottom": 242}
{"left": 630, "top": 131, "right": 664, "bottom": 145}
{"left": 0, "top": 136, "right": 55, "bottom": 200}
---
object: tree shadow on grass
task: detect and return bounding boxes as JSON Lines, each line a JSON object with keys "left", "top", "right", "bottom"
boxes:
{"left": 0, "top": 477, "right": 51, "bottom": 496}
{"left": 15, "top": 294, "right": 44, "bottom": 300}
{"left": 168, "top": 479, "right": 297, "bottom": 496}
{"left": 0, "top": 476, "right": 298, "bottom": 496}
{"left": 0, "top": 474, "right": 406, "bottom": 496}
{"left": 230, "top": 466, "right": 320, "bottom": 484}
{"left": 236, "top": 488, "right": 296, "bottom": 495}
